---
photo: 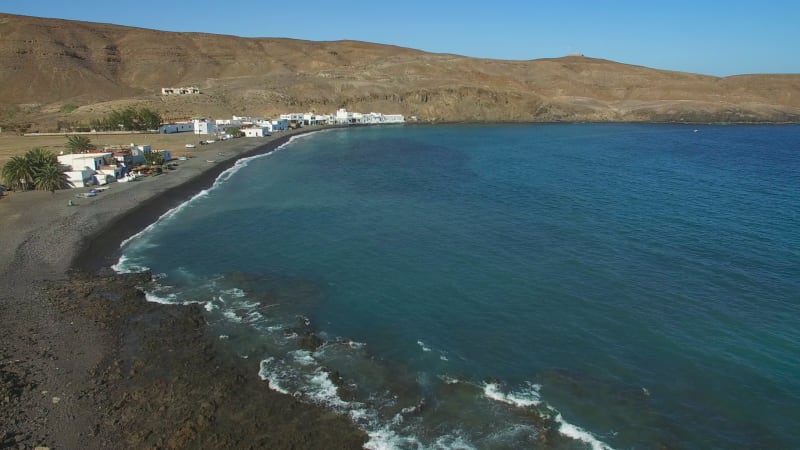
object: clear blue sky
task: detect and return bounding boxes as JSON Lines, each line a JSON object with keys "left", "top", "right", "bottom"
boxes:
{"left": 3, "top": 0, "right": 799, "bottom": 76}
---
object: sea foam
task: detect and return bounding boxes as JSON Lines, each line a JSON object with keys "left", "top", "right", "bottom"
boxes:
{"left": 483, "top": 382, "right": 542, "bottom": 408}
{"left": 482, "top": 382, "right": 615, "bottom": 450}
{"left": 554, "top": 414, "right": 614, "bottom": 450}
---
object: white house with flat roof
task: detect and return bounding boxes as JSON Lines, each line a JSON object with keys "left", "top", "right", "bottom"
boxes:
{"left": 58, "top": 152, "right": 115, "bottom": 188}
{"left": 216, "top": 118, "right": 243, "bottom": 128}
{"left": 382, "top": 114, "right": 405, "bottom": 123}
{"left": 193, "top": 118, "right": 217, "bottom": 135}
{"left": 159, "top": 122, "right": 193, "bottom": 134}
{"left": 302, "top": 113, "right": 323, "bottom": 126}
{"left": 242, "top": 126, "right": 271, "bottom": 137}
{"left": 280, "top": 113, "right": 305, "bottom": 122}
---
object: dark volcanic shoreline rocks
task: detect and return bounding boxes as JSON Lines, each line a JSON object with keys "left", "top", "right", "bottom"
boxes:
{"left": 47, "top": 270, "right": 367, "bottom": 449}
{"left": 1, "top": 269, "right": 367, "bottom": 450}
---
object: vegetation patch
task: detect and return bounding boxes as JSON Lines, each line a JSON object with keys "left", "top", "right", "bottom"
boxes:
{"left": 59, "top": 103, "right": 78, "bottom": 114}
{"left": 90, "top": 107, "right": 162, "bottom": 132}
{"left": 0, "top": 148, "right": 72, "bottom": 192}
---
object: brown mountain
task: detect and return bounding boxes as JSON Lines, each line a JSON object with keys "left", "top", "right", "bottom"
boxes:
{"left": 2, "top": 12, "right": 799, "bottom": 130}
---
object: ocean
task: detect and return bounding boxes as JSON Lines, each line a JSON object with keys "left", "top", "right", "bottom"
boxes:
{"left": 115, "top": 124, "right": 800, "bottom": 449}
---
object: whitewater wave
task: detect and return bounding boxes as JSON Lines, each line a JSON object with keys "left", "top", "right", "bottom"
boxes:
{"left": 554, "top": 414, "right": 615, "bottom": 450}
{"left": 482, "top": 382, "right": 614, "bottom": 450}
{"left": 111, "top": 253, "right": 150, "bottom": 273}
{"left": 483, "top": 381, "right": 542, "bottom": 408}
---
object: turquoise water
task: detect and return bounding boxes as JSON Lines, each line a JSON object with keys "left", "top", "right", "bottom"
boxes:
{"left": 117, "top": 124, "right": 800, "bottom": 449}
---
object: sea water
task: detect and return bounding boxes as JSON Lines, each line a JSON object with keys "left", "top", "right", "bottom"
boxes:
{"left": 115, "top": 124, "right": 800, "bottom": 449}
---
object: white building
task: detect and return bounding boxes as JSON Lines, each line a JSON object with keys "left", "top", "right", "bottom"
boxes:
{"left": 193, "top": 118, "right": 217, "bottom": 135}
{"left": 383, "top": 114, "right": 405, "bottom": 123}
{"left": 302, "top": 113, "right": 315, "bottom": 126}
{"left": 242, "top": 126, "right": 271, "bottom": 137}
{"left": 162, "top": 86, "right": 200, "bottom": 95}
{"left": 159, "top": 122, "right": 194, "bottom": 134}
{"left": 58, "top": 153, "right": 109, "bottom": 172}
{"left": 233, "top": 115, "right": 263, "bottom": 126}
{"left": 333, "top": 108, "right": 354, "bottom": 125}
{"left": 330, "top": 109, "right": 404, "bottom": 125}
{"left": 58, "top": 152, "right": 117, "bottom": 188}
{"left": 216, "top": 118, "right": 243, "bottom": 128}
{"left": 280, "top": 113, "right": 305, "bottom": 123}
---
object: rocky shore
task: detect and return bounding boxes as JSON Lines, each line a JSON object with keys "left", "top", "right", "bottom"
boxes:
{"left": 0, "top": 128, "right": 368, "bottom": 449}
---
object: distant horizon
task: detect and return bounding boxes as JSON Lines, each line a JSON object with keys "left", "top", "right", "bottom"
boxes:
{"left": 2, "top": 1, "right": 800, "bottom": 77}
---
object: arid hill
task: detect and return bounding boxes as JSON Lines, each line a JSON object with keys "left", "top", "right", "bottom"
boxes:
{"left": 1, "top": 12, "right": 799, "bottom": 130}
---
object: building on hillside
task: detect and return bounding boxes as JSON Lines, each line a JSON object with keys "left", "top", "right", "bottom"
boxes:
{"left": 161, "top": 86, "right": 200, "bottom": 95}
{"left": 193, "top": 118, "right": 217, "bottom": 135}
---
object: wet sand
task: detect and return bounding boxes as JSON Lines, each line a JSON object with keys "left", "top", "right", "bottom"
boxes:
{"left": 0, "top": 128, "right": 367, "bottom": 449}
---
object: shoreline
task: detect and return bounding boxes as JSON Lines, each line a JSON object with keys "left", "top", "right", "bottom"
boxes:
{"left": 0, "top": 126, "right": 368, "bottom": 449}
{"left": 72, "top": 128, "right": 322, "bottom": 272}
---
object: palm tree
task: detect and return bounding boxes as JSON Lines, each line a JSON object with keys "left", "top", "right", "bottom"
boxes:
{"left": 26, "top": 147, "right": 58, "bottom": 167}
{"left": 33, "top": 162, "right": 72, "bottom": 192}
{"left": 1, "top": 155, "right": 35, "bottom": 191}
{"left": 65, "top": 135, "right": 93, "bottom": 153}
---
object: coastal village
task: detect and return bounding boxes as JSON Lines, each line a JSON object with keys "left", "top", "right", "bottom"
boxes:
{"left": 2, "top": 106, "right": 406, "bottom": 193}
{"left": 2, "top": 9, "right": 799, "bottom": 450}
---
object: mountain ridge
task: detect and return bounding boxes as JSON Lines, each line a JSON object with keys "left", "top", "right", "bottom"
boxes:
{"left": 1, "top": 12, "right": 799, "bottom": 129}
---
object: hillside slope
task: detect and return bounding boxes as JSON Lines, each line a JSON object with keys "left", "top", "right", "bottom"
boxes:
{"left": 1, "top": 13, "right": 799, "bottom": 128}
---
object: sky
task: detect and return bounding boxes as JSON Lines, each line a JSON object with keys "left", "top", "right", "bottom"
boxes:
{"left": 3, "top": 0, "right": 799, "bottom": 76}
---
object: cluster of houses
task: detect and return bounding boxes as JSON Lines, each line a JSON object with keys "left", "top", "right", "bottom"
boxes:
{"left": 159, "top": 109, "right": 405, "bottom": 137}
{"left": 58, "top": 108, "right": 405, "bottom": 189}
{"left": 57, "top": 144, "right": 167, "bottom": 188}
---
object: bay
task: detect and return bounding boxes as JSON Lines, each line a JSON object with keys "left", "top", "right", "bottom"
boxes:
{"left": 117, "top": 124, "right": 800, "bottom": 449}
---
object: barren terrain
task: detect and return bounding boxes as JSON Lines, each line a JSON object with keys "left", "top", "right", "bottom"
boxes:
{"left": 1, "top": 12, "right": 799, "bottom": 143}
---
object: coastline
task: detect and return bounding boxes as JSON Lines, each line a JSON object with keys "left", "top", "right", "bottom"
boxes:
{"left": 0, "top": 126, "right": 367, "bottom": 449}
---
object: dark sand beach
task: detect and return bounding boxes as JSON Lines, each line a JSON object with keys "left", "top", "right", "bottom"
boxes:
{"left": 0, "top": 128, "right": 367, "bottom": 449}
